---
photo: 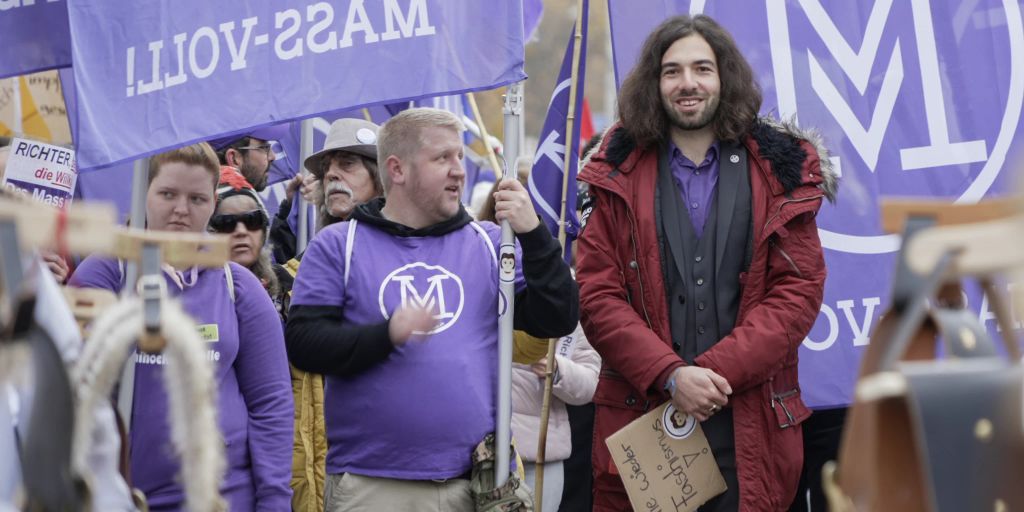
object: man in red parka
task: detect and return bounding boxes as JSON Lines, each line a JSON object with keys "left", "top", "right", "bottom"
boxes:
{"left": 576, "top": 14, "right": 837, "bottom": 511}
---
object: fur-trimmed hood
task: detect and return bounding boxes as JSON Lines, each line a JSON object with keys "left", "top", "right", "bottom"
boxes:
{"left": 583, "top": 117, "right": 838, "bottom": 203}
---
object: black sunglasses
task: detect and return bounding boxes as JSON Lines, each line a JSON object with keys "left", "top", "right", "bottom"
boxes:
{"left": 209, "top": 210, "right": 268, "bottom": 233}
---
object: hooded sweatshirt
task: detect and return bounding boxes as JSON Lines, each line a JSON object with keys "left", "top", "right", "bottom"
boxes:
{"left": 287, "top": 198, "right": 578, "bottom": 479}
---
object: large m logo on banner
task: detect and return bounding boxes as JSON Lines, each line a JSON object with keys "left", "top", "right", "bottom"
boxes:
{"left": 766, "top": 0, "right": 1023, "bottom": 255}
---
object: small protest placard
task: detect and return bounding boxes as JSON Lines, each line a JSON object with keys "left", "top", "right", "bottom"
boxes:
{"left": 2, "top": 137, "right": 77, "bottom": 208}
{"left": 606, "top": 402, "right": 727, "bottom": 512}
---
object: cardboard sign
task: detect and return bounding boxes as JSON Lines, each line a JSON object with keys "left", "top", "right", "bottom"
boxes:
{"left": 1, "top": 136, "right": 76, "bottom": 208}
{"left": 606, "top": 402, "right": 727, "bottom": 512}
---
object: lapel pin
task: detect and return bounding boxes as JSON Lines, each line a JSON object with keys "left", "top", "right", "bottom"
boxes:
{"left": 730, "top": 154, "right": 740, "bottom": 164}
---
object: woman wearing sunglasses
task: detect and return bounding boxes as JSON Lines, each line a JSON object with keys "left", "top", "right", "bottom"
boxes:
{"left": 211, "top": 168, "right": 292, "bottom": 322}
{"left": 68, "top": 143, "right": 293, "bottom": 511}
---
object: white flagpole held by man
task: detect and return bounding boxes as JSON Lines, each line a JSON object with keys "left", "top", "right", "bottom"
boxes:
{"left": 467, "top": 89, "right": 518, "bottom": 487}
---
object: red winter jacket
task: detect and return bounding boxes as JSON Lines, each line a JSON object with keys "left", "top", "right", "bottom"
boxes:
{"left": 576, "top": 120, "right": 837, "bottom": 511}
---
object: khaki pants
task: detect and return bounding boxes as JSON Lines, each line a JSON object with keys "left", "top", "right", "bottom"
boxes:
{"left": 324, "top": 472, "right": 473, "bottom": 512}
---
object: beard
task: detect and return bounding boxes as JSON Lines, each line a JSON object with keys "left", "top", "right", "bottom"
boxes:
{"left": 663, "top": 93, "right": 720, "bottom": 132}
{"left": 239, "top": 160, "right": 268, "bottom": 191}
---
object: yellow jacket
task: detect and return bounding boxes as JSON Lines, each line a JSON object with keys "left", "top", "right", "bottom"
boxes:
{"left": 285, "top": 258, "right": 326, "bottom": 512}
{"left": 290, "top": 366, "right": 326, "bottom": 512}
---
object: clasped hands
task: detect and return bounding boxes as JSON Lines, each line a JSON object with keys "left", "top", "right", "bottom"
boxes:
{"left": 668, "top": 366, "right": 733, "bottom": 422}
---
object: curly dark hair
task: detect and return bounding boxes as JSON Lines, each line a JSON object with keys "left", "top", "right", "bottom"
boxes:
{"left": 617, "top": 14, "right": 762, "bottom": 149}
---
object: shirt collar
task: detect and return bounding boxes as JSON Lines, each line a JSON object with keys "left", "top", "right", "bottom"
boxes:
{"left": 670, "top": 141, "right": 720, "bottom": 167}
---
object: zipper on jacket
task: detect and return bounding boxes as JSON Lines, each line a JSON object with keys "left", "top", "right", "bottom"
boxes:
{"left": 583, "top": 170, "right": 653, "bottom": 329}
{"left": 626, "top": 210, "right": 653, "bottom": 328}
{"left": 769, "top": 238, "right": 803, "bottom": 279}
{"left": 760, "top": 194, "right": 824, "bottom": 240}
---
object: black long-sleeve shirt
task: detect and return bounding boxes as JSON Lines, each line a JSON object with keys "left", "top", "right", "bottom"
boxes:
{"left": 285, "top": 200, "right": 578, "bottom": 377}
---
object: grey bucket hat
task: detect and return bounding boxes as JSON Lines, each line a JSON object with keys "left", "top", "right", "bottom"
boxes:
{"left": 303, "top": 118, "right": 380, "bottom": 177}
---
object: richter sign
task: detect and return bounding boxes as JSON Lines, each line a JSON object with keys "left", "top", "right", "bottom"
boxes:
{"left": 2, "top": 137, "right": 76, "bottom": 208}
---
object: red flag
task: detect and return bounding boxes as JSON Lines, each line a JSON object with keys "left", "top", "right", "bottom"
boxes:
{"left": 578, "top": 97, "right": 595, "bottom": 155}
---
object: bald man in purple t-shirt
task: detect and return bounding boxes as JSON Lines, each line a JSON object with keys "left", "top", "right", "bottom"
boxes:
{"left": 287, "top": 108, "right": 578, "bottom": 512}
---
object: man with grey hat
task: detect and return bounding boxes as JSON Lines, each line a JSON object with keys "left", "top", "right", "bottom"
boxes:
{"left": 307, "top": 118, "right": 383, "bottom": 226}
{"left": 269, "top": 118, "right": 382, "bottom": 263}
{"left": 279, "top": 117, "right": 383, "bottom": 512}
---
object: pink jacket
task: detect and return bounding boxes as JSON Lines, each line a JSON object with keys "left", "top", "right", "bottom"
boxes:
{"left": 511, "top": 324, "right": 600, "bottom": 462}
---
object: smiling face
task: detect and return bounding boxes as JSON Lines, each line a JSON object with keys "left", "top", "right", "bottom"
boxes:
{"left": 405, "top": 126, "right": 466, "bottom": 225}
{"left": 659, "top": 34, "right": 721, "bottom": 135}
{"left": 146, "top": 162, "right": 217, "bottom": 233}
{"left": 214, "top": 194, "right": 265, "bottom": 268}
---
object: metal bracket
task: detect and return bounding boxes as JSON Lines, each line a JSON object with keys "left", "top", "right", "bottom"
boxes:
{"left": 502, "top": 82, "right": 524, "bottom": 116}
{"left": 136, "top": 242, "right": 166, "bottom": 353}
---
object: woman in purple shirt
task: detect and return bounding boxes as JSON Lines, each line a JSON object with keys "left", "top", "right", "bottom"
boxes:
{"left": 69, "top": 143, "right": 293, "bottom": 511}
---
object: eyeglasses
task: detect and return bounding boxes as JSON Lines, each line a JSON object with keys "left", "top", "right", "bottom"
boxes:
{"left": 209, "top": 210, "right": 268, "bottom": 233}
{"left": 237, "top": 144, "right": 274, "bottom": 155}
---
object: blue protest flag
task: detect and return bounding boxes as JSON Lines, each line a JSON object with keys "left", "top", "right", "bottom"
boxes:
{"left": 65, "top": 0, "right": 526, "bottom": 171}
{"left": 527, "top": 1, "right": 588, "bottom": 263}
{"left": 0, "top": 0, "right": 71, "bottom": 79}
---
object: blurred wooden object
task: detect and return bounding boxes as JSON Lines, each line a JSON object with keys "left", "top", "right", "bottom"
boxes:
{"left": 0, "top": 200, "right": 117, "bottom": 256}
{"left": 61, "top": 286, "right": 118, "bottom": 337}
{"left": 833, "top": 197, "right": 1024, "bottom": 512}
{"left": 880, "top": 196, "right": 1020, "bottom": 234}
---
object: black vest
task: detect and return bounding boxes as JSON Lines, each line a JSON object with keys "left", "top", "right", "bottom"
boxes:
{"left": 657, "top": 142, "right": 751, "bottom": 361}
{"left": 656, "top": 142, "right": 752, "bottom": 500}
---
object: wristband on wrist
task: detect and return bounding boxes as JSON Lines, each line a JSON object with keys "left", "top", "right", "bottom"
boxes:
{"left": 665, "top": 367, "right": 681, "bottom": 398}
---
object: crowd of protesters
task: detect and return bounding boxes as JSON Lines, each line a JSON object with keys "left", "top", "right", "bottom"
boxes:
{"left": 0, "top": 13, "right": 844, "bottom": 512}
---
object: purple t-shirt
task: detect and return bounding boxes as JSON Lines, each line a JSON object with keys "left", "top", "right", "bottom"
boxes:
{"left": 669, "top": 142, "right": 720, "bottom": 238}
{"left": 69, "top": 258, "right": 293, "bottom": 511}
{"left": 290, "top": 219, "right": 525, "bottom": 479}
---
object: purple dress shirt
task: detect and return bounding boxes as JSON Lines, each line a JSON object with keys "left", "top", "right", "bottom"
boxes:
{"left": 669, "top": 142, "right": 720, "bottom": 238}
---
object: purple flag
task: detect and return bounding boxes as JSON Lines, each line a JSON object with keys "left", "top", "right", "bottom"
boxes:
{"left": 0, "top": 0, "right": 71, "bottom": 79}
{"left": 65, "top": 0, "right": 526, "bottom": 171}
{"left": 528, "top": 2, "right": 588, "bottom": 263}
{"left": 523, "top": 0, "right": 544, "bottom": 41}
{"left": 607, "top": 0, "right": 1024, "bottom": 408}
{"left": 74, "top": 162, "right": 134, "bottom": 224}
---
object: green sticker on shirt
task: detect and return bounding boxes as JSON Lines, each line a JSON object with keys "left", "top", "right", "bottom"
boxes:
{"left": 197, "top": 324, "right": 219, "bottom": 343}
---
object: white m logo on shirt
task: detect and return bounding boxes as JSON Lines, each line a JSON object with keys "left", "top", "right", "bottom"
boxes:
{"left": 393, "top": 274, "right": 456, "bottom": 320}
{"left": 379, "top": 262, "right": 465, "bottom": 334}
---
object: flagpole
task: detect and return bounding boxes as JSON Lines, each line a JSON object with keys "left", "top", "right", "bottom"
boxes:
{"left": 10, "top": 77, "right": 23, "bottom": 136}
{"left": 536, "top": 0, "right": 586, "bottom": 508}
{"left": 468, "top": 88, "right": 517, "bottom": 487}
{"left": 117, "top": 156, "right": 150, "bottom": 432}
{"left": 466, "top": 93, "right": 504, "bottom": 179}
{"left": 297, "top": 118, "right": 314, "bottom": 252}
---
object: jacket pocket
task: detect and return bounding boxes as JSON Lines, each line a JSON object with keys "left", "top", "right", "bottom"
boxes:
{"left": 592, "top": 371, "right": 655, "bottom": 492}
{"left": 593, "top": 369, "right": 652, "bottom": 413}
{"left": 764, "top": 370, "right": 811, "bottom": 507}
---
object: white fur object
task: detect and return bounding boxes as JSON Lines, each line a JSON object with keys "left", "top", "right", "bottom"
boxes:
{"left": 72, "top": 298, "right": 226, "bottom": 511}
